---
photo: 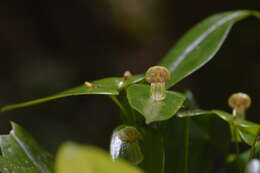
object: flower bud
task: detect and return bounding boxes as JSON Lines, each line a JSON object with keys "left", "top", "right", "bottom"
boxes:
{"left": 228, "top": 92, "right": 251, "bottom": 119}
{"left": 110, "top": 126, "right": 143, "bottom": 165}
{"left": 145, "top": 66, "right": 170, "bottom": 101}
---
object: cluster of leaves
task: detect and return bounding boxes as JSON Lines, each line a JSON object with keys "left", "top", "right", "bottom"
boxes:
{"left": 0, "top": 10, "right": 260, "bottom": 173}
{"left": 0, "top": 123, "right": 144, "bottom": 173}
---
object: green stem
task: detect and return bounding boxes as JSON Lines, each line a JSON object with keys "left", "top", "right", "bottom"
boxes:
{"left": 184, "top": 118, "right": 190, "bottom": 173}
{"left": 109, "top": 96, "right": 129, "bottom": 122}
{"left": 248, "top": 128, "right": 260, "bottom": 160}
{"left": 232, "top": 124, "right": 241, "bottom": 173}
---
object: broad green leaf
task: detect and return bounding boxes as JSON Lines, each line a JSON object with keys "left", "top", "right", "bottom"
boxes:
{"left": 1, "top": 77, "right": 122, "bottom": 112}
{"left": 159, "top": 10, "right": 259, "bottom": 88}
{"left": 236, "top": 120, "right": 260, "bottom": 146}
{"left": 212, "top": 110, "right": 233, "bottom": 122}
{"left": 212, "top": 110, "right": 260, "bottom": 145}
{"left": 213, "top": 110, "right": 241, "bottom": 143}
{"left": 55, "top": 142, "right": 143, "bottom": 173}
{"left": 176, "top": 108, "right": 260, "bottom": 146}
{"left": 138, "top": 127, "right": 165, "bottom": 173}
{"left": 188, "top": 109, "right": 260, "bottom": 146}
{"left": 161, "top": 116, "right": 213, "bottom": 173}
{"left": 127, "top": 84, "right": 185, "bottom": 124}
{"left": 0, "top": 122, "right": 54, "bottom": 173}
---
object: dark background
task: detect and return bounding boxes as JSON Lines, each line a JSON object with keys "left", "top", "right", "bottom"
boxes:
{"left": 0, "top": 0, "right": 260, "bottom": 157}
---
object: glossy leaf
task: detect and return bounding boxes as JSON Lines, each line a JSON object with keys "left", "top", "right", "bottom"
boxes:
{"left": 177, "top": 109, "right": 211, "bottom": 118}
{"left": 236, "top": 120, "right": 260, "bottom": 146}
{"left": 212, "top": 110, "right": 260, "bottom": 145}
{"left": 1, "top": 77, "right": 123, "bottom": 112}
{"left": 176, "top": 108, "right": 260, "bottom": 146}
{"left": 127, "top": 84, "right": 185, "bottom": 124}
{"left": 55, "top": 142, "right": 144, "bottom": 173}
{"left": 0, "top": 122, "right": 54, "bottom": 173}
{"left": 138, "top": 127, "right": 165, "bottom": 173}
{"left": 1, "top": 74, "right": 146, "bottom": 112}
{"left": 125, "top": 74, "right": 145, "bottom": 87}
{"left": 159, "top": 10, "right": 259, "bottom": 88}
{"left": 211, "top": 110, "right": 233, "bottom": 122}
{"left": 161, "top": 116, "right": 213, "bottom": 173}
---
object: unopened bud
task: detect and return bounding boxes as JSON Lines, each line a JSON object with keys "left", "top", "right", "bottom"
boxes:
{"left": 145, "top": 66, "right": 170, "bottom": 101}
{"left": 228, "top": 92, "right": 251, "bottom": 119}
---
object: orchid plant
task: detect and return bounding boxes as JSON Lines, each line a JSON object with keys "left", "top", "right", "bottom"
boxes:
{"left": 0, "top": 10, "right": 260, "bottom": 173}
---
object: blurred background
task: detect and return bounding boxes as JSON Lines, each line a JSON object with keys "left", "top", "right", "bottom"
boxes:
{"left": 0, "top": 0, "right": 260, "bottom": 161}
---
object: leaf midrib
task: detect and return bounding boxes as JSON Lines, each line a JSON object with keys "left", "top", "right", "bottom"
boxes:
{"left": 10, "top": 131, "right": 47, "bottom": 173}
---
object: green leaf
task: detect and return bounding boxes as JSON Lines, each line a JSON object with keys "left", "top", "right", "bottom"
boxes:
{"left": 125, "top": 74, "right": 145, "bottom": 86}
{"left": 177, "top": 109, "right": 211, "bottom": 118}
{"left": 236, "top": 120, "right": 260, "bottom": 146}
{"left": 211, "top": 110, "right": 233, "bottom": 123}
{"left": 1, "top": 74, "right": 146, "bottom": 112}
{"left": 212, "top": 110, "right": 241, "bottom": 142}
{"left": 225, "top": 143, "right": 260, "bottom": 173}
{"left": 212, "top": 110, "right": 260, "bottom": 145}
{"left": 0, "top": 122, "right": 54, "bottom": 173}
{"left": 161, "top": 116, "right": 213, "bottom": 173}
{"left": 55, "top": 142, "right": 144, "bottom": 173}
{"left": 159, "top": 10, "right": 259, "bottom": 88}
{"left": 127, "top": 84, "right": 185, "bottom": 124}
{"left": 176, "top": 108, "right": 260, "bottom": 146}
{"left": 138, "top": 127, "right": 165, "bottom": 173}
{"left": 1, "top": 77, "right": 123, "bottom": 112}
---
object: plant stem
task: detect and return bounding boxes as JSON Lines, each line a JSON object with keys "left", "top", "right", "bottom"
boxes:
{"left": 232, "top": 124, "right": 241, "bottom": 173}
{"left": 184, "top": 118, "right": 190, "bottom": 173}
{"left": 249, "top": 128, "right": 260, "bottom": 160}
{"left": 109, "top": 95, "right": 129, "bottom": 122}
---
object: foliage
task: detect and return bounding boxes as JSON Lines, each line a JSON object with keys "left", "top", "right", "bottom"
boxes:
{"left": 0, "top": 10, "right": 260, "bottom": 173}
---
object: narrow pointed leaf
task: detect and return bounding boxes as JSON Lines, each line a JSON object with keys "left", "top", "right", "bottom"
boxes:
{"left": 159, "top": 10, "right": 259, "bottom": 88}
{"left": 1, "top": 77, "right": 123, "bottom": 112}
{"left": 0, "top": 122, "right": 54, "bottom": 173}
{"left": 55, "top": 142, "right": 144, "bottom": 173}
{"left": 177, "top": 109, "right": 211, "bottom": 118}
{"left": 1, "top": 74, "right": 146, "bottom": 112}
{"left": 127, "top": 84, "right": 185, "bottom": 124}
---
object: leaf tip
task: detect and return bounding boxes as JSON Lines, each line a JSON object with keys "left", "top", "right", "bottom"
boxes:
{"left": 253, "top": 11, "right": 260, "bottom": 19}
{"left": 0, "top": 106, "right": 8, "bottom": 112}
